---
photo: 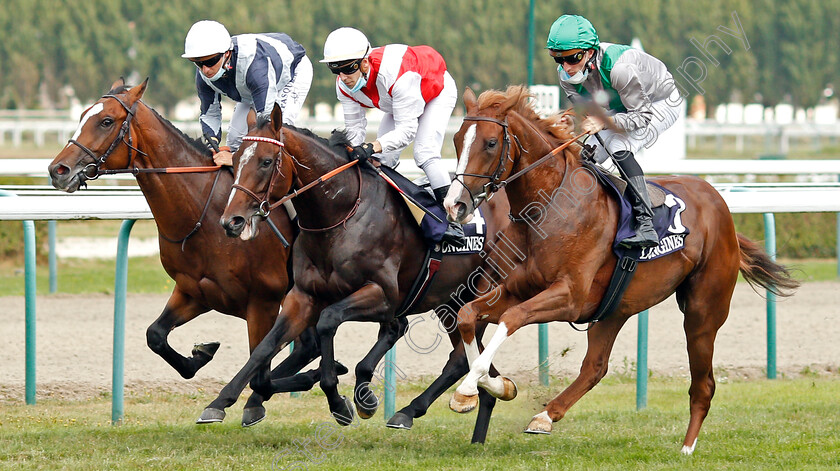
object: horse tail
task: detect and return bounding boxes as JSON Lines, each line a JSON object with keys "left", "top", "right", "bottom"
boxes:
{"left": 737, "top": 233, "right": 800, "bottom": 297}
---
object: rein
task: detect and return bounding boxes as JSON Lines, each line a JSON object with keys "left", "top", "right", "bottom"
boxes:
{"left": 457, "top": 115, "right": 587, "bottom": 207}
{"left": 232, "top": 135, "right": 362, "bottom": 232}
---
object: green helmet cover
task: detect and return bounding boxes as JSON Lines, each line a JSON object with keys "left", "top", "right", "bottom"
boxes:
{"left": 546, "top": 15, "right": 600, "bottom": 51}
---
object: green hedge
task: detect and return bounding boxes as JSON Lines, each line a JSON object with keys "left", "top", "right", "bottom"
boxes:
{"left": 732, "top": 213, "right": 837, "bottom": 258}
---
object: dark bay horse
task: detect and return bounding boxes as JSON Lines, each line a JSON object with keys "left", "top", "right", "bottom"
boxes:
{"left": 443, "top": 86, "right": 799, "bottom": 454}
{"left": 204, "top": 103, "right": 515, "bottom": 442}
{"left": 47, "top": 79, "right": 318, "bottom": 426}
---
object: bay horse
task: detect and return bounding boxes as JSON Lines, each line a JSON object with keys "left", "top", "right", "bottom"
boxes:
{"left": 203, "top": 103, "right": 515, "bottom": 443}
{"left": 47, "top": 78, "right": 321, "bottom": 426}
{"left": 443, "top": 86, "right": 799, "bottom": 454}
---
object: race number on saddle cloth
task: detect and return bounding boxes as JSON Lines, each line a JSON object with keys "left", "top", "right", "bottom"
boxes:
{"left": 584, "top": 163, "right": 690, "bottom": 260}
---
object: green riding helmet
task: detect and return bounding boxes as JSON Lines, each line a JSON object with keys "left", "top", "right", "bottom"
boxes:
{"left": 546, "top": 14, "right": 600, "bottom": 51}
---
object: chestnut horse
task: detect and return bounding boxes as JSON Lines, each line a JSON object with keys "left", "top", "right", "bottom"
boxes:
{"left": 443, "top": 86, "right": 799, "bottom": 454}
{"left": 47, "top": 79, "right": 318, "bottom": 426}
{"left": 202, "top": 103, "right": 514, "bottom": 443}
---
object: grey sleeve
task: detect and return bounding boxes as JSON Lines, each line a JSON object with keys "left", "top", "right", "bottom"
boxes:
{"left": 608, "top": 63, "right": 654, "bottom": 132}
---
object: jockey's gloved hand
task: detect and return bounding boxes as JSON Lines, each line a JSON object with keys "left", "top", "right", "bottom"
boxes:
{"left": 351, "top": 143, "right": 376, "bottom": 163}
{"left": 204, "top": 135, "right": 221, "bottom": 154}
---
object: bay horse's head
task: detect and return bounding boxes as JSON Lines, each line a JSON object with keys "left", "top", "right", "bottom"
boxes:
{"left": 444, "top": 85, "right": 576, "bottom": 224}
{"left": 49, "top": 77, "right": 149, "bottom": 193}
{"left": 221, "top": 103, "right": 296, "bottom": 240}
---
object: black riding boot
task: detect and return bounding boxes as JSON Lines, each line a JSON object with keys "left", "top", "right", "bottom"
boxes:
{"left": 613, "top": 151, "right": 659, "bottom": 248}
{"left": 433, "top": 185, "right": 466, "bottom": 248}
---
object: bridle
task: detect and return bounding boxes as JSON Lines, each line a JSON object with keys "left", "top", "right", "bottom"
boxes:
{"left": 456, "top": 115, "right": 588, "bottom": 209}
{"left": 67, "top": 94, "right": 147, "bottom": 185}
{"left": 65, "top": 92, "right": 225, "bottom": 251}
{"left": 231, "top": 135, "right": 362, "bottom": 233}
{"left": 231, "top": 135, "right": 295, "bottom": 218}
{"left": 454, "top": 116, "right": 519, "bottom": 209}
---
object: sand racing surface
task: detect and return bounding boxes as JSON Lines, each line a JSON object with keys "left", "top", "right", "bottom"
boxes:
{"left": 1, "top": 281, "right": 838, "bottom": 403}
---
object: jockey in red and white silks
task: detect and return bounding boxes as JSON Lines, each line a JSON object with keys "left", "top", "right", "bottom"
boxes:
{"left": 333, "top": 44, "right": 457, "bottom": 192}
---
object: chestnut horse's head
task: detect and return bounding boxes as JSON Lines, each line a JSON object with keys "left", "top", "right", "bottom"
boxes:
{"left": 444, "top": 85, "right": 576, "bottom": 224}
{"left": 49, "top": 77, "right": 148, "bottom": 192}
{"left": 221, "top": 103, "right": 296, "bottom": 240}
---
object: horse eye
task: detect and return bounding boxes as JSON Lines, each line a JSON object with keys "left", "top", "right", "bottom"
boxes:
{"left": 101, "top": 118, "right": 114, "bottom": 127}
{"left": 487, "top": 138, "right": 498, "bottom": 149}
{"left": 260, "top": 158, "right": 273, "bottom": 168}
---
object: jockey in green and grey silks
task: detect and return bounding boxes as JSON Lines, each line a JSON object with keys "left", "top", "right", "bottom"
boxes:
{"left": 557, "top": 42, "right": 679, "bottom": 142}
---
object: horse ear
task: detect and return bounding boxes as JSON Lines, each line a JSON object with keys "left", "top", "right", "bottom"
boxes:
{"left": 109, "top": 77, "right": 125, "bottom": 92}
{"left": 270, "top": 103, "right": 284, "bottom": 135}
{"left": 126, "top": 78, "right": 148, "bottom": 102}
{"left": 463, "top": 88, "right": 478, "bottom": 114}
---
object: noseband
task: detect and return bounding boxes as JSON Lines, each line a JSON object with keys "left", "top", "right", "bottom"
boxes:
{"left": 67, "top": 94, "right": 147, "bottom": 184}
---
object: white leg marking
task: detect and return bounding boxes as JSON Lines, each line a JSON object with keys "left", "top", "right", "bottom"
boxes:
{"left": 443, "top": 124, "right": 476, "bottom": 216}
{"left": 680, "top": 438, "right": 697, "bottom": 455}
{"left": 67, "top": 103, "right": 104, "bottom": 146}
{"left": 456, "top": 322, "right": 510, "bottom": 397}
{"left": 473, "top": 322, "right": 510, "bottom": 395}
{"left": 227, "top": 143, "right": 256, "bottom": 206}
{"left": 457, "top": 337, "right": 482, "bottom": 396}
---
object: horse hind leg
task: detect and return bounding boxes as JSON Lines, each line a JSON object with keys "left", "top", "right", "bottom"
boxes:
{"left": 145, "top": 289, "right": 213, "bottom": 379}
{"left": 675, "top": 260, "right": 737, "bottom": 455}
{"left": 353, "top": 318, "right": 408, "bottom": 420}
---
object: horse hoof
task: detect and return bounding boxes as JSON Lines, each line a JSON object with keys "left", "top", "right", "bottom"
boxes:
{"left": 332, "top": 395, "right": 355, "bottom": 426}
{"left": 681, "top": 438, "right": 697, "bottom": 455}
{"left": 196, "top": 407, "right": 225, "bottom": 424}
{"left": 498, "top": 376, "right": 518, "bottom": 401}
{"left": 385, "top": 412, "right": 414, "bottom": 430}
{"left": 192, "top": 342, "right": 221, "bottom": 360}
{"left": 241, "top": 406, "right": 266, "bottom": 427}
{"left": 449, "top": 391, "right": 478, "bottom": 413}
{"left": 523, "top": 411, "right": 552, "bottom": 435}
{"left": 354, "top": 385, "right": 379, "bottom": 420}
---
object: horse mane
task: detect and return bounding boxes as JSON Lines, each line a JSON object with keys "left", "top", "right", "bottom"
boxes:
{"left": 254, "top": 114, "right": 353, "bottom": 158}
{"left": 107, "top": 84, "right": 213, "bottom": 159}
{"left": 476, "top": 85, "right": 578, "bottom": 142}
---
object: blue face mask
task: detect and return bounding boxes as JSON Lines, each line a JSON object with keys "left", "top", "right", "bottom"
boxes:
{"left": 339, "top": 73, "right": 367, "bottom": 94}
{"left": 559, "top": 65, "right": 588, "bottom": 85}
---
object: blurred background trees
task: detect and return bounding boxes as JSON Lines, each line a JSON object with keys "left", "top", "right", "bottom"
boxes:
{"left": 1, "top": 0, "right": 837, "bottom": 115}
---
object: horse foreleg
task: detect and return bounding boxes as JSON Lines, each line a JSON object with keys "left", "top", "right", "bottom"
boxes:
{"left": 525, "top": 314, "right": 629, "bottom": 434}
{"left": 316, "top": 283, "right": 392, "bottom": 426}
{"left": 145, "top": 288, "right": 212, "bottom": 379}
{"left": 198, "top": 287, "right": 315, "bottom": 424}
{"left": 353, "top": 318, "right": 408, "bottom": 419}
{"left": 451, "top": 285, "right": 518, "bottom": 413}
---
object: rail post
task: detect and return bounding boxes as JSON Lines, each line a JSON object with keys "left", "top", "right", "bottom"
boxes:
{"left": 112, "top": 219, "right": 135, "bottom": 424}
{"left": 763, "top": 213, "right": 777, "bottom": 379}
{"left": 1, "top": 189, "right": 37, "bottom": 404}
{"left": 636, "top": 310, "right": 649, "bottom": 410}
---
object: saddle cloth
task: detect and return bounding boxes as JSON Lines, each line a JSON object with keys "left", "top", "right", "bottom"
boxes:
{"left": 588, "top": 163, "right": 690, "bottom": 261}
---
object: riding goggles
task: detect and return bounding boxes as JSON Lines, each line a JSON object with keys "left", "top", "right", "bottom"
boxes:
{"left": 328, "top": 59, "right": 362, "bottom": 75}
{"left": 192, "top": 53, "right": 225, "bottom": 69}
{"left": 551, "top": 50, "right": 586, "bottom": 65}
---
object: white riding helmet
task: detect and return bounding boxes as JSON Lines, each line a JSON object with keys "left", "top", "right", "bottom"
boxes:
{"left": 182, "top": 20, "right": 232, "bottom": 59}
{"left": 321, "top": 27, "right": 371, "bottom": 63}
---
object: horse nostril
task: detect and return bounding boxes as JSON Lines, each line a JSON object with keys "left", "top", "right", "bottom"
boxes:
{"left": 455, "top": 202, "right": 467, "bottom": 221}
{"left": 226, "top": 216, "right": 245, "bottom": 231}
{"left": 55, "top": 164, "right": 69, "bottom": 176}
